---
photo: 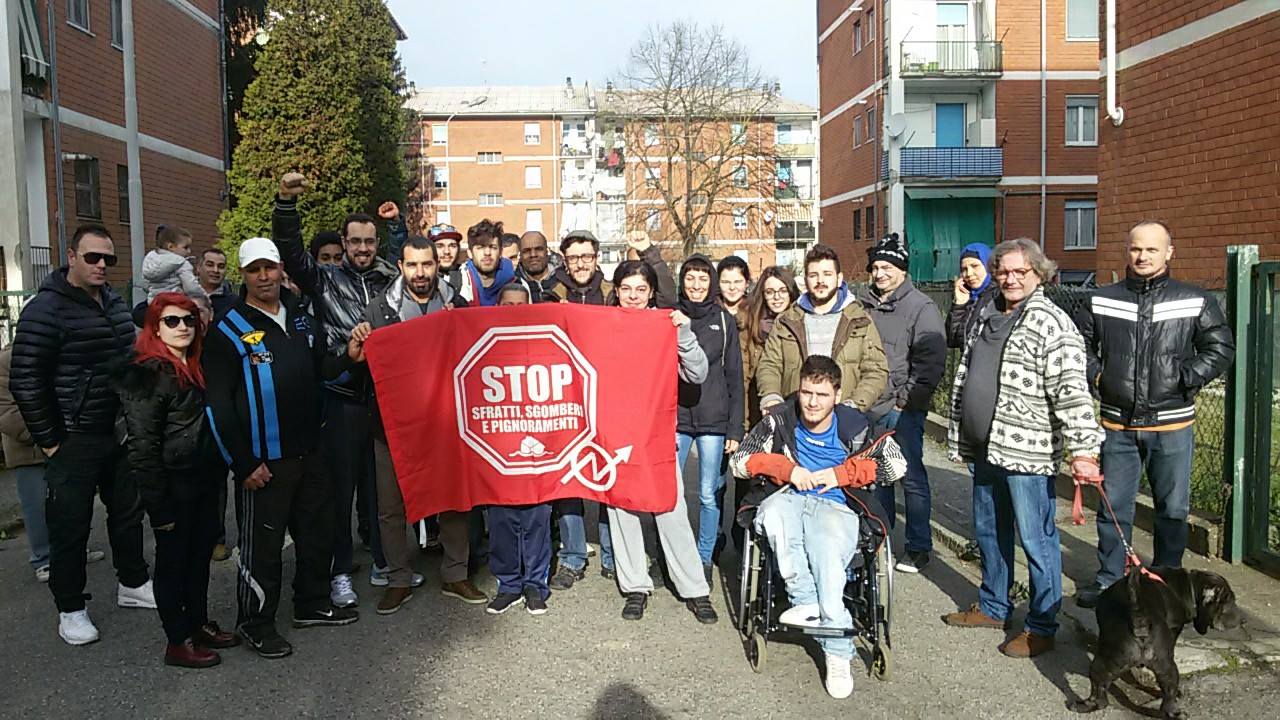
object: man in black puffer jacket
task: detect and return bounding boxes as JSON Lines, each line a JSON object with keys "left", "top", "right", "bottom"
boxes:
{"left": 11, "top": 223, "right": 152, "bottom": 645}
{"left": 1073, "top": 221, "right": 1235, "bottom": 608}
{"left": 272, "top": 172, "right": 407, "bottom": 607}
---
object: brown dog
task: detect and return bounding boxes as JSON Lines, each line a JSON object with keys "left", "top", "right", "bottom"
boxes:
{"left": 1071, "top": 568, "right": 1242, "bottom": 719}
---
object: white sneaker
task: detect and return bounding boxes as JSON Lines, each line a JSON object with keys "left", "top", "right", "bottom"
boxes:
{"left": 824, "top": 652, "right": 854, "bottom": 699}
{"left": 779, "top": 603, "right": 821, "bottom": 627}
{"left": 34, "top": 565, "right": 50, "bottom": 583}
{"left": 58, "top": 610, "right": 100, "bottom": 646}
{"left": 117, "top": 580, "right": 157, "bottom": 609}
{"left": 370, "top": 566, "right": 424, "bottom": 588}
{"left": 330, "top": 574, "right": 358, "bottom": 608}
{"left": 86, "top": 549, "right": 106, "bottom": 563}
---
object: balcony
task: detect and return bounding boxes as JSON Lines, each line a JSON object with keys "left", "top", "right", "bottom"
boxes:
{"left": 775, "top": 143, "right": 816, "bottom": 158}
{"left": 899, "top": 147, "right": 1003, "bottom": 180}
{"left": 901, "top": 41, "right": 1003, "bottom": 78}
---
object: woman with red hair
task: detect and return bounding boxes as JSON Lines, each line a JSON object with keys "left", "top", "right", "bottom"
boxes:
{"left": 116, "top": 292, "right": 238, "bottom": 668}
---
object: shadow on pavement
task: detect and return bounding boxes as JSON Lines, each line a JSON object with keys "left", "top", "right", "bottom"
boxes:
{"left": 590, "top": 682, "right": 670, "bottom": 719}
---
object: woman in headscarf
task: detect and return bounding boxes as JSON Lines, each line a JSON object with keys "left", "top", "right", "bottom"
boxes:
{"left": 946, "top": 242, "right": 996, "bottom": 348}
{"left": 675, "top": 256, "right": 744, "bottom": 582}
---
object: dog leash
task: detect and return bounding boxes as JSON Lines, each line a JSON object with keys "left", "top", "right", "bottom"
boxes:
{"left": 1071, "top": 473, "right": 1167, "bottom": 586}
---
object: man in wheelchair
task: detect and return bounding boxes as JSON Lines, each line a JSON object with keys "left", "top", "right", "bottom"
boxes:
{"left": 729, "top": 355, "right": 904, "bottom": 699}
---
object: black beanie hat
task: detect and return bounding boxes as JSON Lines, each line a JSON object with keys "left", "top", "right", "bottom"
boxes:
{"left": 866, "top": 233, "right": 909, "bottom": 272}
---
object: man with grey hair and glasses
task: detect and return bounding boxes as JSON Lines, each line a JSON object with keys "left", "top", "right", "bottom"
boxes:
{"left": 940, "top": 238, "right": 1102, "bottom": 659}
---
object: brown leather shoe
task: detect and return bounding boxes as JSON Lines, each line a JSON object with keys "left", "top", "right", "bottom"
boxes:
{"left": 941, "top": 603, "right": 1008, "bottom": 629}
{"left": 164, "top": 640, "right": 221, "bottom": 668}
{"left": 377, "top": 586, "right": 413, "bottom": 615}
{"left": 999, "top": 631, "right": 1055, "bottom": 658}
{"left": 441, "top": 580, "right": 488, "bottom": 604}
{"left": 193, "top": 621, "right": 240, "bottom": 649}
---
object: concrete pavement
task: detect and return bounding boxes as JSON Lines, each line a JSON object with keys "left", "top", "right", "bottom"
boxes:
{"left": 0, "top": 451, "right": 1276, "bottom": 719}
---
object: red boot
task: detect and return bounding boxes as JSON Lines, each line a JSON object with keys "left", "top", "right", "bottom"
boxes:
{"left": 164, "top": 640, "right": 221, "bottom": 668}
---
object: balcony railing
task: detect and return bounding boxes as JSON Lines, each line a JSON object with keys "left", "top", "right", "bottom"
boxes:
{"left": 899, "top": 147, "right": 1003, "bottom": 179}
{"left": 901, "top": 41, "right": 1003, "bottom": 77}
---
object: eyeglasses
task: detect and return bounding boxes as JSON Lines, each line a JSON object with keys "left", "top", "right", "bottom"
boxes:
{"left": 565, "top": 253, "right": 597, "bottom": 265}
{"left": 161, "top": 314, "right": 197, "bottom": 329}
{"left": 763, "top": 288, "right": 790, "bottom": 299}
{"left": 994, "top": 267, "right": 1034, "bottom": 281}
{"left": 80, "top": 252, "right": 118, "bottom": 267}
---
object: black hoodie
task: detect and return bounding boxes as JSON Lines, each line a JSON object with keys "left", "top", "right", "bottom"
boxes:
{"left": 675, "top": 255, "right": 745, "bottom": 441}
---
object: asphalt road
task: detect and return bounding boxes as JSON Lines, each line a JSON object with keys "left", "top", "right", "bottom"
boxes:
{"left": 1, "top": 452, "right": 1276, "bottom": 719}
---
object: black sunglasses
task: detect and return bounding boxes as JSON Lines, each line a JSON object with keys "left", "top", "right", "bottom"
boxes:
{"left": 80, "top": 252, "right": 118, "bottom": 267}
{"left": 161, "top": 314, "right": 198, "bottom": 329}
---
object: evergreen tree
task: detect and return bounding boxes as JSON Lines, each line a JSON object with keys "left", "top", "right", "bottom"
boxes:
{"left": 217, "top": 0, "right": 406, "bottom": 268}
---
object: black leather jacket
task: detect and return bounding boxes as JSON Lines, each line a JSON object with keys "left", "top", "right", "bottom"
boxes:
{"left": 1076, "top": 272, "right": 1234, "bottom": 428}
{"left": 271, "top": 197, "right": 405, "bottom": 399}
{"left": 10, "top": 269, "right": 136, "bottom": 448}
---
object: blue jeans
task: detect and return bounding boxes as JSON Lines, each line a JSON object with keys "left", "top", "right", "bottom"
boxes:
{"left": 677, "top": 433, "right": 726, "bottom": 565}
{"left": 1096, "top": 426, "right": 1193, "bottom": 588}
{"left": 872, "top": 409, "right": 932, "bottom": 554}
{"left": 556, "top": 499, "right": 612, "bottom": 572}
{"left": 755, "top": 491, "right": 860, "bottom": 659}
{"left": 971, "top": 460, "right": 1062, "bottom": 637}
{"left": 14, "top": 464, "right": 51, "bottom": 570}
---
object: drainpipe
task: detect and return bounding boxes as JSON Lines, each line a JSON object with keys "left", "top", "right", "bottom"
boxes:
{"left": 443, "top": 110, "right": 457, "bottom": 222}
{"left": 46, "top": 0, "right": 66, "bottom": 261}
{"left": 1105, "top": 0, "right": 1125, "bottom": 125}
{"left": 122, "top": 0, "right": 145, "bottom": 298}
{"left": 1038, "top": 0, "right": 1046, "bottom": 250}
{"left": 217, "top": 0, "right": 230, "bottom": 200}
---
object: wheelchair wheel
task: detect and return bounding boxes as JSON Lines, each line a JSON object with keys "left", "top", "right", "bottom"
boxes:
{"left": 870, "top": 643, "right": 892, "bottom": 681}
{"left": 747, "top": 631, "right": 767, "bottom": 673}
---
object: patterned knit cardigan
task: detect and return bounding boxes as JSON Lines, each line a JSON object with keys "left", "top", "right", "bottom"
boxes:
{"left": 947, "top": 288, "right": 1103, "bottom": 476}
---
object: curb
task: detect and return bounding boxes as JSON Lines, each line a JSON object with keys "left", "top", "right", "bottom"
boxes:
{"left": 921, "top": 412, "right": 1221, "bottom": 559}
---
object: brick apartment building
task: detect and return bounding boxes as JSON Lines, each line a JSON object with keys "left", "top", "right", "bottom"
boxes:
{"left": 1097, "top": 0, "right": 1279, "bottom": 288}
{"left": 818, "top": 0, "right": 1101, "bottom": 283}
{"left": 1, "top": 0, "right": 228, "bottom": 298}
{"left": 405, "top": 81, "right": 819, "bottom": 276}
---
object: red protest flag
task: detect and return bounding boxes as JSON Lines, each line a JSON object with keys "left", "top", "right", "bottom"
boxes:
{"left": 364, "top": 303, "right": 678, "bottom": 521}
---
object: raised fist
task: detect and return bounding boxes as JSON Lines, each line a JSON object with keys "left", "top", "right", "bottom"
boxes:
{"left": 377, "top": 201, "right": 400, "bottom": 221}
{"left": 279, "top": 172, "right": 307, "bottom": 199}
{"left": 625, "top": 230, "right": 652, "bottom": 253}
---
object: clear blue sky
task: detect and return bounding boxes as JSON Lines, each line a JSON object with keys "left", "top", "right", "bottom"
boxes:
{"left": 385, "top": 0, "right": 818, "bottom": 105}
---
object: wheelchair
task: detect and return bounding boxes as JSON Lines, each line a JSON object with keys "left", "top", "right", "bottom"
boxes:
{"left": 735, "top": 485, "right": 894, "bottom": 681}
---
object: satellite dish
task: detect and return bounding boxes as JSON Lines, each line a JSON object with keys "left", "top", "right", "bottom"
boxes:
{"left": 763, "top": 211, "right": 775, "bottom": 225}
{"left": 887, "top": 114, "right": 907, "bottom": 139}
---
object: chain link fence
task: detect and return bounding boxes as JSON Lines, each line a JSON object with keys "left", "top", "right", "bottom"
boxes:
{"left": 907, "top": 281, "right": 1230, "bottom": 518}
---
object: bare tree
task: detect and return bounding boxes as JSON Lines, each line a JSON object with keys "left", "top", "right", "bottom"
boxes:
{"left": 604, "top": 21, "right": 780, "bottom": 257}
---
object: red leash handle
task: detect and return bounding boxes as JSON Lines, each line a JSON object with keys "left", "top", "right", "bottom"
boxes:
{"left": 1071, "top": 471, "right": 1167, "bottom": 585}
{"left": 1071, "top": 472, "right": 1104, "bottom": 526}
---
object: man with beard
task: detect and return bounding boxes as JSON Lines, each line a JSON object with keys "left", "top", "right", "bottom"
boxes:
{"left": 455, "top": 220, "right": 537, "bottom": 307}
{"left": 756, "top": 243, "right": 888, "bottom": 415}
{"left": 271, "top": 172, "right": 406, "bottom": 609}
{"left": 346, "top": 236, "right": 485, "bottom": 613}
{"left": 551, "top": 230, "right": 675, "bottom": 306}
{"left": 429, "top": 223, "right": 466, "bottom": 290}
{"left": 514, "top": 231, "right": 558, "bottom": 302}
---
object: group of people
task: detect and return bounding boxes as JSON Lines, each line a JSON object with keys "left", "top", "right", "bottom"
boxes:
{"left": 2, "top": 167, "right": 1233, "bottom": 701}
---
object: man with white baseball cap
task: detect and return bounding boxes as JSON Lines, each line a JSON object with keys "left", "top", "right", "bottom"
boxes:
{"left": 203, "top": 237, "right": 361, "bottom": 658}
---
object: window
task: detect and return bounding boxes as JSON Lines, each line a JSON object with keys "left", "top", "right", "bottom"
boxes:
{"left": 524, "top": 122, "right": 541, "bottom": 145}
{"left": 1066, "top": 0, "right": 1099, "bottom": 40}
{"left": 645, "top": 165, "right": 662, "bottom": 187}
{"left": 866, "top": 9, "right": 875, "bottom": 42}
{"left": 866, "top": 206, "right": 876, "bottom": 240}
{"left": 853, "top": 115, "right": 863, "bottom": 146}
{"left": 853, "top": 209, "right": 862, "bottom": 241}
{"left": 524, "top": 165, "right": 542, "bottom": 189}
{"left": 110, "top": 0, "right": 123, "bottom": 47}
{"left": 431, "top": 124, "right": 448, "bottom": 145}
{"left": 479, "top": 193, "right": 504, "bottom": 207}
{"left": 1065, "top": 200, "right": 1097, "bottom": 249}
{"left": 477, "top": 151, "right": 502, "bottom": 164}
{"left": 116, "top": 164, "right": 129, "bottom": 223}
{"left": 853, "top": 21, "right": 863, "bottom": 53}
{"left": 432, "top": 166, "right": 449, "bottom": 189}
{"left": 437, "top": 210, "right": 452, "bottom": 226}
{"left": 733, "top": 207, "right": 748, "bottom": 231}
{"left": 74, "top": 158, "right": 100, "bottom": 219}
{"left": 646, "top": 209, "right": 661, "bottom": 231}
{"left": 733, "top": 166, "right": 748, "bottom": 188}
{"left": 525, "top": 209, "right": 543, "bottom": 233}
{"left": 730, "top": 122, "right": 745, "bottom": 144}
{"left": 67, "top": 0, "right": 90, "bottom": 32}
{"left": 644, "top": 124, "right": 660, "bottom": 147}
{"left": 866, "top": 108, "right": 876, "bottom": 142}
{"left": 1066, "top": 96, "right": 1098, "bottom": 146}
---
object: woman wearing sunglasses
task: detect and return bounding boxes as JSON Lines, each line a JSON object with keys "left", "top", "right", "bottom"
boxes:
{"left": 116, "top": 293, "right": 238, "bottom": 668}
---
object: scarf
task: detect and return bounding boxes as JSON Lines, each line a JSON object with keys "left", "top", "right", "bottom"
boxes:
{"left": 466, "top": 257, "right": 515, "bottom": 307}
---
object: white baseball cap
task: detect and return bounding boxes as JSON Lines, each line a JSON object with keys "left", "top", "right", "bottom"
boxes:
{"left": 238, "top": 237, "right": 281, "bottom": 268}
